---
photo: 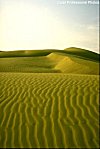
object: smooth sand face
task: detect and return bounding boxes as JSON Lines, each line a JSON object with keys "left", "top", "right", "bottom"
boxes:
{"left": 0, "top": 52, "right": 99, "bottom": 74}
{"left": 0, "top": 48, "right": 99, "bottom": 148}
{"left": 0, "top": 73, "right": 99, "bottom": 148}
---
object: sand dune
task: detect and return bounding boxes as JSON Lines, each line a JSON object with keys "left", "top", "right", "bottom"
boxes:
{"left": 0, "top": 73, "right": 99, "bottom": 148}
{"left": 0, "top": 52, "right": 99, "bottom": 74}
{"left": 55, "top": 55, "right": 99, "bottom": 74}
{"left": 0, "top": 48, "right": 99, "bottom": 148}
{"left": 0, "top": 47, "right": 99, "bottom": 62}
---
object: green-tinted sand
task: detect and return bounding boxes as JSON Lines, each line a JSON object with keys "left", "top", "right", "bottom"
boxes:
{"left": 0, "top": 48, "right": 99, "bottom": 148}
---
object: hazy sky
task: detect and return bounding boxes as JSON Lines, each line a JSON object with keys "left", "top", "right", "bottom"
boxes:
{"left": 0, "top": 0, "right": 99, "bottom": 52}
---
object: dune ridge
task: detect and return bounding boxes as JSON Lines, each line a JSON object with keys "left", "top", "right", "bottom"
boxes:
{"left": 0, "top": 52, "right": 99, "bottom": 74}
{"left": 0, "top": 47, "right": 99, "bottom": 62}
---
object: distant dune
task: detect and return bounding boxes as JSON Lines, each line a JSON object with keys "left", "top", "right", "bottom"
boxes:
{"left": 0, "top": 47, "right": 99, "bottom": 61}
{"left": 64, "top": 47, "right": 99, "bottom": 62}
{"left": 0, "top": 47, "right": 99, "bottom": 148}
{"left": 0, "top": 47, "right": 99, "bottom": 74}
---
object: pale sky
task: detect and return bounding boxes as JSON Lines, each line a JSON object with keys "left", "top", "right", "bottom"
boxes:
{"left": 0, "top": 0, "right": 99, "bottom": 53}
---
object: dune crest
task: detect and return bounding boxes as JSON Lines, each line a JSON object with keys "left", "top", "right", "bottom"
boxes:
{"left": 0, "top": 48, "right": 99, "bottom": 74}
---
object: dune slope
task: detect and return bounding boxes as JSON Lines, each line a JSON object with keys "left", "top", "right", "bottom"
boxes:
{"left": 0, "top": 47, "right": 99, "bottom": 62}
{"left": 54, "top": 54, "right": 99, "bottom": 74}
{"left": 0, "top": 49, "right": 99, "bottom": 74}
{"left": 64, "top": 47, "right": 99, "bottom": 62}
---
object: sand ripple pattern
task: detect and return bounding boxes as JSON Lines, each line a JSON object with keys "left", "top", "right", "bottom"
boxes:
{"left": 0, "top": 73, "right": 99, "bottom": 148}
